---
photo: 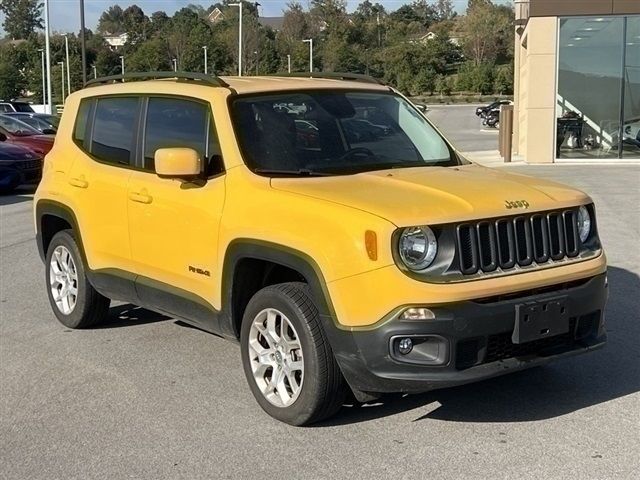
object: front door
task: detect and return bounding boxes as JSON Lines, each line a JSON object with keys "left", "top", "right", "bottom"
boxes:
{"left": 126, "top": 97, "right": 225, "bottom": 328}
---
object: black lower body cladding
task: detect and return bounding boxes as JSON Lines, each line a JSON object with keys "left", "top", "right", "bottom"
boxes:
{"left": 324, "top": 273, "right": 608, "bottom": 396}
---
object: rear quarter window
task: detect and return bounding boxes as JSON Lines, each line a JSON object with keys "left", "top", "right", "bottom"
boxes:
{"left": 90, "top": 97, "right": 139, "bottom": 166}
{"left": 73, "top": 99, "right": 92, "bottom": 145}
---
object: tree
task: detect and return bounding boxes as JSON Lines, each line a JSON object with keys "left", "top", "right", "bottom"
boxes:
{"left": 493, "top": 64, "right": 513, "bottom": 94}
{"left": 0, "top": 0, "right": 43, "bottom": 40}
{"left": 122, "top": 5, "right": 150, "bottom": 45}
{"left": 434, "top": 0, "right": 455, "bottom": 21}
{"left": 97, "top": 5, "right": 125, "bottom": 34}
{"left": 460, "top": 0, "right": 513, "bottom": 65}
{"left": 0, "top": 48, "right": 24, "bottom": 99}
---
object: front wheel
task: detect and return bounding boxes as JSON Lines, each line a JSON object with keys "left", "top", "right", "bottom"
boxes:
{"left": 240, "top": 282, "right": 346, "bottom": 426}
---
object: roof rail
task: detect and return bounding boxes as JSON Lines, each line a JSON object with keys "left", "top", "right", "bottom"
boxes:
{"left": 85, "top": 71, "right": 229, "bottom": 88}
{"left": 273, "top": 72, "right": 386, "bottom": 86}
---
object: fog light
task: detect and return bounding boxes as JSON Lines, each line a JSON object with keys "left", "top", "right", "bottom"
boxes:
{"left": 398, "top": 338, "right": 413, "bottom": 355}
{"left": 400, "top": 307, "right": 435, "bottom": 321}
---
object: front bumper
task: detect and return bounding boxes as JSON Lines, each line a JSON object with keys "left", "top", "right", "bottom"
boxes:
{"left": 326, "top": 273, "right": 608, "bottom": 395}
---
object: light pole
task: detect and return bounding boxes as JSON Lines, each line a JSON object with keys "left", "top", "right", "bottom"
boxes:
{"left": 92, "top": 65, "right": 97, "bottom": 79}
{"left": 229, "top": 2, "right": 243, "bottom": 76}
{"left": 202, "top": 46, "right": 208, "bottom": 74}
{"left": 58, "top": 62, "right": 65, "bottom": 105}
{"left": 80, "top": 0, "right": 87, "bottom": 85}
{"left": 303, "top": 38, "right": 313, "bottom": 73}
{"left": 172, "top": 58, "right": 177, "bottom": 72}
{"left": 287, "top": 54, "right": 291, "bottom": 73}
{"left": 43, "top": 0, "right": 53, "bottom": 114}
{"left": 119, "top": 55, "right": 125, "bottom": 80}
{"left": 63, "top": 34, "right": 71, "bottom": 97}
{"left": 38, "top": 49, "right": 46, "bottom": 105}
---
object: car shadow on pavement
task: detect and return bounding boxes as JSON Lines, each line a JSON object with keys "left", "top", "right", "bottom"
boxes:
{"left": 0, "top": 186, "right": 37, "bottom": 206}
{"left": 318, "top": 266, "right": 639, "bottom": 427}
{"left": 89, "top": 304, "right": 171, "bottom": 329}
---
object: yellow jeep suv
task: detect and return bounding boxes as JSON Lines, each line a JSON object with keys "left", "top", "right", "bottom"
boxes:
{"left": 34, "top": 72, "right": 607, "bottom": 425}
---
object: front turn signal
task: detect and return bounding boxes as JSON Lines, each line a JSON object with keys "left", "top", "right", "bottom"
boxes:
{"left": 365, "top": 230, "right": 377, "bottom": 261}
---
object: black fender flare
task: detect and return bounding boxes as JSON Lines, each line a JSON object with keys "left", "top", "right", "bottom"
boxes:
{"left": 35, "top": 199, "right": 85, "bottom": 263}
{"left": 219, "top": 239, "right": 340, "bottom": 338}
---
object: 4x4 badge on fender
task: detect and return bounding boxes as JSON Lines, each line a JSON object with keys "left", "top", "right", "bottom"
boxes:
{"left": 505, "top": 200, "right": 530, "bottom": 209}
{"left": 189, "top": 266, "right": 211, "bottom": 277}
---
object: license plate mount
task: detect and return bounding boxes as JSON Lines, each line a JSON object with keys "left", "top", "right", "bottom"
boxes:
{"left": 512, "top": 297, "right": 570, "bottom": 344}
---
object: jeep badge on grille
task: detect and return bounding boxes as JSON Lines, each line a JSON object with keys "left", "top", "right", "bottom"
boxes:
{"left": 505, "top": 200, "right": 530, "bottom": 209}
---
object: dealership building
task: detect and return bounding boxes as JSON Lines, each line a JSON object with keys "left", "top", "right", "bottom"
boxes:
{"left": 513, "top": 0, "right": 640, "bottom": 162}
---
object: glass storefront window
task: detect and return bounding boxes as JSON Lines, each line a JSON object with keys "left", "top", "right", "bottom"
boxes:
{"left": 622, "top": 17, "right": 640, "bottom": 158}
{"left": 556, "top": 16, "right": 640, "bottom": 159}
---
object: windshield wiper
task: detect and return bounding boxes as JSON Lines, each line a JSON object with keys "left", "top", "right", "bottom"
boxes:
{"left": 254, "top": 168, "right": 333, "bottom": 177}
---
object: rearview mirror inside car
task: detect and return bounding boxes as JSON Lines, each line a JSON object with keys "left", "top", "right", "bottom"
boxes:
{"left": 155, "top": 148, "right": 201, "bottom": 179}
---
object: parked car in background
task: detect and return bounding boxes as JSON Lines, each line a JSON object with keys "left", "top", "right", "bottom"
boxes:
{"left": 475, "top": 100, "right": 512, "bottom": 118}
{"left": 0, "top": 140, "right": 43, "bottom": 193}
{"left": 0, "top": 115, "right": 55, "bottom": 155}
{"left": 0, "top": 101, "right": 35, "bottom": 113}
{"left": 5, "top": 112, "right": 59, "bottom": 134}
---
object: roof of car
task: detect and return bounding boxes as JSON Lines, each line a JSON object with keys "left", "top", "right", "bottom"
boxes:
{"left": 80, "top": 74, "right": 391, "bottom": 97}
{"left": 219, "top": 76, "right": 390, "bottom": 94}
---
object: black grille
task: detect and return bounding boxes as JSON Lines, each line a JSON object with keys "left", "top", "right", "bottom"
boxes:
{"left": 456, "top": 210, "right": 580, "bottom": 275}
{"left": 16, "top": 159, "right": 42, "bottom": 170}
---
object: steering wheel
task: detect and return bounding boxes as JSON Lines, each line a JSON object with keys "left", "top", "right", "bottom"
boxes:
{"left": 338, "top": 147, "right": 376, "bottom": 162}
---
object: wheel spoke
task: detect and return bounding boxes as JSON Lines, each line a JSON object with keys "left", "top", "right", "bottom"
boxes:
{"left": 248, "top": 307, "right": 304, "bottom": 408}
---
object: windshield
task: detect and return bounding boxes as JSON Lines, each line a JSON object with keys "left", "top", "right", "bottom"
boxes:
{"left": 231, "top": 90, "right": 457, "bottom": 175}
{"left": 0, "top": 115, "right": 40, "bottom": 136}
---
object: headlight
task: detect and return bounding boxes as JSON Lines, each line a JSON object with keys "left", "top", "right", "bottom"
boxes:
{"left": 577, "top": 205, "right": 591, "bottom": 243}
{"left": 398, "top": 226, "right": 438, "bottom": 271}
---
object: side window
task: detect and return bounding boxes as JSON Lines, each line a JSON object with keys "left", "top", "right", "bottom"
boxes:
{"left": 73, "top": 99, "right": 92, "bottom": 145}
{"left": 144, "top": 97, "right": 211, "bottom": 172}
{"left": 0, "top": 104, "right": 10, "bottom": 113}
{"left": 91, "top": 97, "right": 139, "bottom": 165}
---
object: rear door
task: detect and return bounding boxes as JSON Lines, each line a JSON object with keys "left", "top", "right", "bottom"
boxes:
{"left": 126, "top": 96, "right": 225, "bottom": 325}
{"left": 67, "top": 96, "right": 140, "bottom": 279}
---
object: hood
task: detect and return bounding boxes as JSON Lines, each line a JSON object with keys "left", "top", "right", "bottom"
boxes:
{"left": 0, "top": 142, "right": 40, "bottom": 161}
{"left": 270, "top": 164, "right": 591, "bottom": 226}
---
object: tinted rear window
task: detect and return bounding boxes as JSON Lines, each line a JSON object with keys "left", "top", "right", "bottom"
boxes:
{"left": 91, "top": 97, "right": 138, "bottom": 165}
{"left": 73, "top": 99, "right": 92, "bottom": 144}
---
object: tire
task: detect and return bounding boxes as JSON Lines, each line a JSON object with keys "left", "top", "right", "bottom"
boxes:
{"left": 240, "top": 282, "right": 346, "bottom": 426}
{"left": 45, "top": 230, "right": 110, "bottom": 328}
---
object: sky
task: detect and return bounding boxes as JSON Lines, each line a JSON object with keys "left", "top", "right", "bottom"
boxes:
{"left": 0, "top": 1, "right": 511, "bottom": 36}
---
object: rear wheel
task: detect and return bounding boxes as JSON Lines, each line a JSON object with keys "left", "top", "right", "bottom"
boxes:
{"left": 240, "top": 282, "right": 346, "bottom": 426}
{"left": 45, "top": 230, "right": 110, "bottom": 328}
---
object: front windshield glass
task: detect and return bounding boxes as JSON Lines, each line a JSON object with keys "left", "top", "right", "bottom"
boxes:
{"left": 231, "top": 90, "right": 457, "bottom": 175}
{"left": 0, "top": 115, "right": 40, "bottom": 136}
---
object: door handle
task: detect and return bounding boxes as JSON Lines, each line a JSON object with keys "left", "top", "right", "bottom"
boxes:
{"left": 69, "top": 176, "right": 88, "bottom": 189}
{"left": 128, "top": 189, "right": 153, "bottom": 204}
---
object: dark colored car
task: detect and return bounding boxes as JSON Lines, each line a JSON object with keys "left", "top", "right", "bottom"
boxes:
{"left": 4, "top": 112, "right": 59, "bottom": 133}
{"left": 475, "top": 100, "right": 512, "bottom": 117}
{"left": 0, "top": 101, "right": 35, "bottom": 113}
{"left": 0, "top": 115, "right": 54, "bottom": 155}
{"left": 0, "top": 141, "right": 43, "bottom": 192}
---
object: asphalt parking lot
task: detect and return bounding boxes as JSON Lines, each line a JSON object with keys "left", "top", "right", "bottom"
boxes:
{"left": 1, "top": 110, "right": 639, "bottom": 478}
{"left": 425, "top": 104, "right": 499, "bottom": 152}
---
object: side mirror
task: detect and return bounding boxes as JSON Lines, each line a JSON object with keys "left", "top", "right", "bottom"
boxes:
{"left": 42, "top": 128, "right": 56, "bottom": 135}
{"left": 415, "top": 104, "right": 428, "bottom": 113}
{"left": 0, "top": 132, "right": 6, "bottom": 142}
{"left": 155, "top": 148, "right": 201, "bottom": 179}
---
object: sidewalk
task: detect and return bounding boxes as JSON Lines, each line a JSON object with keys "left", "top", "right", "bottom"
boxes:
{"left": 460, "top": 150, "right": 525, "bottom": 167}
